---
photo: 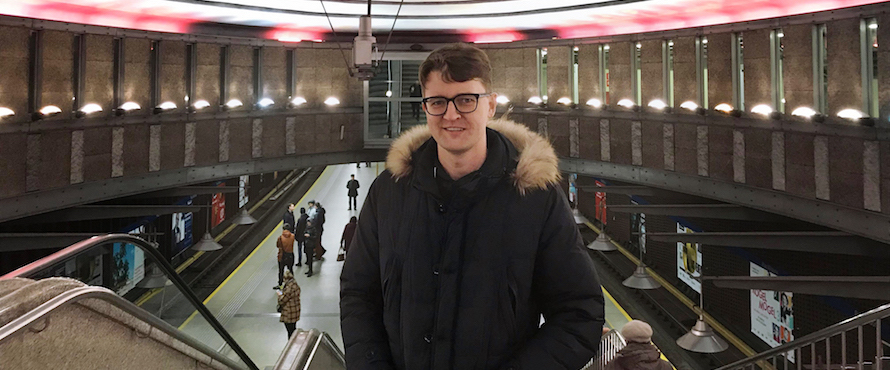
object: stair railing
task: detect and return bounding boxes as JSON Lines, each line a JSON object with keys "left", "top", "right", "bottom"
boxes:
{"left": 582, "top": 328, "right": 627, "bottom": 370}
{"left": 717, "top": 302, "right": 890, "bottom": 370}
{"left": 1, "top": 233, "right": 259, "bottom": 370}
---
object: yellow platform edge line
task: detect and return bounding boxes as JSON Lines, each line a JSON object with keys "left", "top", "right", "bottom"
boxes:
{"left": 178, "top": 166, "right": 332, "bottom": 330}
{"left": 583, "top": 220, "right": 758, "bottom": 358}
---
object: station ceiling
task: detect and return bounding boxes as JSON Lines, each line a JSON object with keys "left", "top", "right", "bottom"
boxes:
{"left": 0, "top": 0, "right": 884, "bottom": 42}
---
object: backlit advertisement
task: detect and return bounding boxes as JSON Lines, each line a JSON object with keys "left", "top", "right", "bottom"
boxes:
{"left": 677, "top": 223, "right": 701, "bottom": 293}
{"left": 750, "top": 262, "right": 795, "bottom": 362}
{"left": 212, "top": 181, "right": 226, "bottom": 227}
{"left": 595, "top": 180, "right": 607, "bottom": 224}
{"left": 111, "top": 242, "right": 145, "bottom": 296}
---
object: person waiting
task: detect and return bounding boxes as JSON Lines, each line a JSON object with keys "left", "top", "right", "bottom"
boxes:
{"left": 605, "top": 320, "right": 672, "bottom": 370}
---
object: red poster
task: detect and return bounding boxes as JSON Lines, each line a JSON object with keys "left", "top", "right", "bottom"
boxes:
{"left": 594, "top": 180, "right": 607, "bottom": 224}
{"left": 211, "top": 183, "right": 226, "bottom": 228}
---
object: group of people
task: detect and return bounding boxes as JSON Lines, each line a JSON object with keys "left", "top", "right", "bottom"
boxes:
{"left": 278, "top": 200, "right": 325, "bottom": 283}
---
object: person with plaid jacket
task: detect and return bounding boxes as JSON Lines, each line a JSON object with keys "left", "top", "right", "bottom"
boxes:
{"left": 277, "top": 270, "right": 301, "bottom": 338}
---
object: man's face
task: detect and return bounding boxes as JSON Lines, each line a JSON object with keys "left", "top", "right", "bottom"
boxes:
{"left": 422, "top": 71, "right": 496, "bottom": 157}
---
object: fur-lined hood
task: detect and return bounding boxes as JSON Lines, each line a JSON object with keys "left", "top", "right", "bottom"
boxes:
{"left": 385, "top": 118, "right": 561, "bottom": 194}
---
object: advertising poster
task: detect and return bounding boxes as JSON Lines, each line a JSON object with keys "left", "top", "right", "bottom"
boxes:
{"left": 111, "top": 242, "right": 145, "bottom": 296}
{"left": 212, "top": 182, "right": 226, "bottom": 227}
{"left": 171, "top": 197, "right": 194, "bottom": 256}
{"left": 676, "top": 223, "right": 702, "bottom": 293}
{"left": 595, "top": 180, "right": 607, "bottom": 224}
{"left": 239, "top": 175, "right": 249, "bottom": 208}
{"left": 630, "top": 201, "right": 646, "bottom": 253}
{"left": 750, "top": 262, "right": 795, "bottom": 362}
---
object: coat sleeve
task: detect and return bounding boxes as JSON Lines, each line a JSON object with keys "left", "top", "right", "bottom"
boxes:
{"left": 340, "top": 176, "right": 396, "bottom": 370}
{"left": 504, "top": 187, "right": 605, "bottom": 369}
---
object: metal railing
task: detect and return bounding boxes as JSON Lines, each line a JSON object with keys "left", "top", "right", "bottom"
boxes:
{"left": 717, "top": 302, "right": 890, "bottom": 370}
{"left": 0, "top": 234, "right": 259, "bottom": 370}
{"left": 582, "top": 329, "right": 627, "bottom": 370}
{"left": 273, "top": 328, "right": 346, "bottom": 370}
{"left": 0, "top": 284, "right": 246, "bottom": 370}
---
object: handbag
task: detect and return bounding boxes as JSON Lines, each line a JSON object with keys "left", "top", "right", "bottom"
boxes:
{"left": 277, "top": 304, "right": 282, "bottom": 313}
{"left": 337, "top": 245, "right": 346, "bottom": 261}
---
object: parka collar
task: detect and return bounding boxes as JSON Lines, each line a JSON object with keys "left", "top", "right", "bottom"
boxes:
{"left": 385, "top": 119, "right": 561, "bottom": 196}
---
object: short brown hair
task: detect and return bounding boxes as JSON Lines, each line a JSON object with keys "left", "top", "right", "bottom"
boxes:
{"left": 419, "top": 43, "right": 492, "bottom": 92}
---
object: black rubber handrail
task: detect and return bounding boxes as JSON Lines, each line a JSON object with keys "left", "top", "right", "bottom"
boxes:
{"left": 1, "top": 233, "right": 260, "bottom": 370}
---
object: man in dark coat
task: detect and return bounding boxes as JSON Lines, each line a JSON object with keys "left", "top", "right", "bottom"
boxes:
{"left": 315, "top": 203, "right": 326, "bottom": 259}
{"left": 604, "top": 320, "right": 672, "bottom": 370}
{"left": 340, "top": 43, "right": 604, "bottom": 370}
{"left": 282, "top": 204, "right": 296, "bottom": 233}
{"left": 347, "top": 174, "right": 360, "bottom": 210}
{"left": 294, "top": 207, "right": 308, "bottom": 267}
{"left": 303, "top": 220, "right": 319, "bottom": 277}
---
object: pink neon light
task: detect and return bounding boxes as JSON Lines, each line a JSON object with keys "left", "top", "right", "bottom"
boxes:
{"left": 468, "top": 31, "right": 524, "bottom": 44}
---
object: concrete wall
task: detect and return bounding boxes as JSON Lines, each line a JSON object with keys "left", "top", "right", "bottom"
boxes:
{"left": 84, "top": 35, "right": 114, "bottom": 113}
{"left": 673, "top": 37, "right": 698, "bottom": 109}
{"left": 783, "top": 24, "right": 814, "bottom": 114}
{"left": 546, "top": 46, "right": 571, "bottom": 103}
{"left": 743, "top": 29, "right": 772, "bottom": 111}
{"left": 640, "top": 39, "right": 664, "bottom": 106}
{"left": 486, "top": 48, "right": 538, "bottom": 107}
{"left": 577, "top": 44, "right": 601, "bottom": 105}
{"left": 827, "top": 18, "right": 862, "bottom": 116}
{"left": 160, "top": 40, "right": 187, "bottom": 111}
{"left": 42, "top": 30, "right": 74, "bottom": 120}
{"left": 708, "top": 33, "right": 734, "bottom": 109}
{"left": 609, "top": 42, "right": 633, "bottom": 105}
{"left": 124, "top": 38, "right": 151, "bottom": 116}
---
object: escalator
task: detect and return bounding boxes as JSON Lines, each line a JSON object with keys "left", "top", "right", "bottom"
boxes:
{"left": 0, "top": 234, "right": 345, "bottom": 370}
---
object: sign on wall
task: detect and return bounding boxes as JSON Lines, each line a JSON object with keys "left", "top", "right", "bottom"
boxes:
{"left": 212, "top": 182, "right": 226, "bottom": 227}
{"left": 238, "top": 175, "right": 249, "bottom": 208}
{"left": 677, "top": 223, "right": 702, "bottom": 293}
{"left": 595, "top": 180, "right": 607, "bottom": 224}
{"left": 750, "top": 262, "right": 795, "bottom": 362}
{"left": 111, "top": 242, "right": 145, "bottom": 296}
{"left": 171, "top": 197, "right": 194, "bottom": 256}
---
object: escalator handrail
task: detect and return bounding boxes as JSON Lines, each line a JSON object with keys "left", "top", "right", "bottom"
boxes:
{"left": 273, "top": 329, "right": 346, "bottom": 370}
{"left": 0, "top": 233, "right": 260, "bottom": 370}
{"left": 0, "top": 285, "right": 247, "bottom": 370}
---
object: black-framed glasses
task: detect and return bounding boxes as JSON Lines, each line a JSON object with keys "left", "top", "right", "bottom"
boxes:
{"left": 422, "top": 93, "right": 493, "bottom": 116}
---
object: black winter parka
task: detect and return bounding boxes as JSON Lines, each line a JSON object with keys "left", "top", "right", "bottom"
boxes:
{"left": 340, "top": 119, "right": 605, "bottom": 370}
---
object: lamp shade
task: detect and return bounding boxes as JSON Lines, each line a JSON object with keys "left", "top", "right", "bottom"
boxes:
{"left": 587, "top": 233, "right": 617, "bottom": 251}
{"left": 192, "top": 232, "right": 223, "bottom": 251}
{"left": 676, "top": 317, "right": 729, "bottom": 353}
{"left": 233, "top": 209, "right": 257, "bottom": 225}
{"left": 622, "top": 264, "right": 662, "bottom": 289}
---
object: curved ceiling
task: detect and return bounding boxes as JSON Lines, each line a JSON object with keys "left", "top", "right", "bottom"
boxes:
{"left": 0, "top": 0, "right": 883, "bottom": 43}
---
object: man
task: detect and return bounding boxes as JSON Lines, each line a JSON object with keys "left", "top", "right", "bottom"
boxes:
{"left": 275, "top": 224, "right": 295, "bottom": 289}
{"left": 340, "top": 43, "right": 604, "bottom": 369}
{"left": 303, "top": 220, "right": 319, "bottom": 277}
{"left": 604, "top": 320, "right": 672, "bottom": 370}
{"left": 294, "top": 207, "right": 308, "bottom": 267}
{"left": 314, "top": 202, "right": 327, "bottom": 259}
{"left": 307, "top": 200, "right": 318, "bottom": 221}
{"left": 347, "top": 174, "right": 360, "bottom": 211}
{"left": 283, "top": 204, "right": 296, "bottom": 233}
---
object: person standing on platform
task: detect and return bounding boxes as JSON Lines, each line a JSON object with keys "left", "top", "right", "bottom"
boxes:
{"left": 347, "top": 174, "right": 360, "bottom": 211}
{"left": 409, "top": 82, "right": 423, "bottom": 120}
{"left": 303, "top": 220, "right": 318, "bottom": 277}
{"left": 275, "top": 224, "right": 295, "bottom": 289}
{"left": 315, "top": 202, "right": 327, "bottom": 259}
{"left": 294, "top": 207, "right": 308, "bottom": 267}
{"left": 340, "top": 216, "right": 358, "bottom": 257}
{"left": 340, "top": 43, "right": 604, "bottom": 369}
{"left": 604, "top": 320, "right": 672, "bottom": 370}
{"left": 277, "top": 270, "right": 301, "bottom": 338}
{"left": 283, "top": 204, "right": 295, "bottom": 233}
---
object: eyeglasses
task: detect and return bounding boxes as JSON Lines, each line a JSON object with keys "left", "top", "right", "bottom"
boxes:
{"left": 422, "top": 93, "right": 493, "bottom": 116}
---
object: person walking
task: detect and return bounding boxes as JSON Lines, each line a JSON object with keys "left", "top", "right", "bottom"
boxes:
{"left": 604, "top": 320, "right": 672, "bottom": 370}
{"left": 275, "top": 224, "right": 295, "bottom": 289}
{"left": 303, "top": 220, "right": 319, "bottom": 277}
{"left": 346, "top": 175, "right": 360, "bottom": 211}
{"left": 294, "top": 207, "right": 308, "bottom": 267}
{"left": 277, "top": 270, "right": 301, "bottom": 338}
{"left": 340, "top": 216, "right": 358, "bottom": 259}
{"left": 282, "top": 204, "right": 295, "bottom": 233}
{"left": 409, "top": 82, "right": 423, "bottom": 120}
{"left": 340, "top": 43, "right": 604, "bottom": 369}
